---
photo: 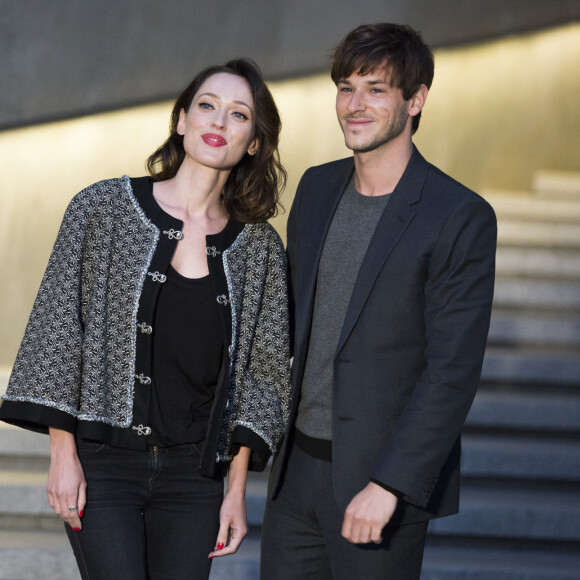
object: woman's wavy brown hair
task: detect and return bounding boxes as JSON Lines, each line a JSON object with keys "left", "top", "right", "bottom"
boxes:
{"left": 146, "top": 58, "right": 286, "bottom": 223}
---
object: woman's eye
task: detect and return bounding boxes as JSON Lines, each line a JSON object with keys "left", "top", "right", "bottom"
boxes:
{"left": 233, "top": 111, "right": 249, "bottom": 121}
{"left": 198, "top": 102, "right": 213, "bottom": 110}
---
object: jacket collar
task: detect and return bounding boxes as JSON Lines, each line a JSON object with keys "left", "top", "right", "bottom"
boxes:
{"left": 335, "top": 145, "right": 430, "bottom": 355}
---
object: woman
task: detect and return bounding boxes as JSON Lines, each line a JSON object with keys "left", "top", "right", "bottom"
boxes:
{"left": 0, "top": 58, "right": 291, "bottom": 579}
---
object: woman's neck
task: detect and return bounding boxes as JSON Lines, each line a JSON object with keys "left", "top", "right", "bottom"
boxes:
{"left": 154, "top": 162, "right": 229, "bottom": 222}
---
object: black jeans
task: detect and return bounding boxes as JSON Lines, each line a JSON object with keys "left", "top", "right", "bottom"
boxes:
{"left": 66, "top": 440, "right": 223, "bottom": 580}
{"left": 261, "top": 442, "right": 428, "bottom": 580}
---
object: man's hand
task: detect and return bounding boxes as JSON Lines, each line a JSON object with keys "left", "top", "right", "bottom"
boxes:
{"left": 341, "top": 482, "right": 398, "bottom": 544}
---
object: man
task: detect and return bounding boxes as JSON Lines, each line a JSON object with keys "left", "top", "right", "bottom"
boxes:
{"left": 261, "top": 23, "right": 496, "bottom": 580}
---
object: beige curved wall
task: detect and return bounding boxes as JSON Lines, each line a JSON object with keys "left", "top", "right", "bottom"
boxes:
{"left": 1, "top": 23, "right": 579, "bottom": 370}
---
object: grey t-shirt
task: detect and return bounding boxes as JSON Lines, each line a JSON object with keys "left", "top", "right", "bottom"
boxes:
{"left": 295, "top": 178, "right": 390, "bottom": 440}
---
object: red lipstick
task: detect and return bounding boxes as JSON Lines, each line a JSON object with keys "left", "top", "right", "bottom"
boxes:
{"left": 202, "top": 133, "right": 227, "bottom": 147}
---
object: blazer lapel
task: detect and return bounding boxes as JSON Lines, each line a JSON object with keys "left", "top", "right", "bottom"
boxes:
{"left": 294, "top": 159, "right": 354, "bottom": 370}
{"left": 336, "top": 147, "right": 429, "bottom": 355}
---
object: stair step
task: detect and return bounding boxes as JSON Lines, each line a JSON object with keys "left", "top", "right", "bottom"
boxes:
{"left": 422, "top": 545, "right": 580, "bottom": 580}
{"left": 428, "top": 487, "right": 580, "bottom": 541}
{"left": 496, "top": 247, "right": 580, "bottom": 280}
{"left": 481, "top": 347, "right": 580, "bottom": 385}
{"left": 461, "top": 434, "right": 580, "bottom": 481}
{"left": 488, "top": 312, "right": 580, "bottom": 347}
{"left": 493, "top": 278, "right": 580, "bottom": 310}
{"left": 466, "top": 390, "right": 580, "bottom": 432}
{"left": 0, "top": 529, "right": 260, "bottom": 580}
{"left": 246, "top": 470, "right": 269, "bottom": 527}
{"left": 209, "top": 534, "right": 260, "bottom": 580}
{"left": 0, "top": 471, "right": 53, "bottom": 519}
{"left": 0, "top": 422, "right": 49, "bottom": 457}
{"left": 0, "top": 367, "right": 9, "bottom": 394}
{"left": 0, "top": 529, "right": 79, "bottom": 580}
{"left": 483, "top": 192, "right": 580, "bottom": 223}
{"left": 0, "top": 529, "right": 261, "bottom": 580}
{"left": 533, "top": 171, "right": 580, "bottom": 201}
{"left": 498, "top": 220, "right": 580, "bottom": 249}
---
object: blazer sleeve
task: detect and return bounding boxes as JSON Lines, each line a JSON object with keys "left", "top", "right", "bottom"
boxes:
{"left": 371, "top": 195, "right": 497, "bottom": 508}
{"left": 0, "top": 192, "right": 90, "bottom": 435}
{"left": 230, "top": 227, "right": 292, "bottom": 471}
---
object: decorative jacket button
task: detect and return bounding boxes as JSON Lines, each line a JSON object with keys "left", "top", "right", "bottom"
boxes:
{"left": 135, "top": 373, "right": 151, "bottom": 385}
{"left": 206, "top": 246, "right": 221, "bottom": 257}
{"left": 217, "top": 295, "right": 229, "bottom": 306}
{"left": 137, "top": 322, "right": 153, "bottom": 334}
{"left": 147, "top": 271, "right": 167, "bottom": 283}
{"left": 163, "top": 229, "right": 183, "bottom": 240}
{"left": 132, "top": 424, "right": 151, "bottom": 436}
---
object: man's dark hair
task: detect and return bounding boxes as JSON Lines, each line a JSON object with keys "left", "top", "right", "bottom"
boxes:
{"left": 331, "top": 23, "right": 435, "bottom": 134}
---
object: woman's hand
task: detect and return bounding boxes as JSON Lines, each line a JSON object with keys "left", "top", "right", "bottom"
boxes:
{"left": 46, "top": 428, "right": 86, "bottom": 531}
{"left": 209, "top": 446, "right": 251, "bottom": 558}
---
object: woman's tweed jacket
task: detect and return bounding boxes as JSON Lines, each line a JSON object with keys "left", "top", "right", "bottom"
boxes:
{"left": 0, "top": 176, "right": 291, "bottom": 474}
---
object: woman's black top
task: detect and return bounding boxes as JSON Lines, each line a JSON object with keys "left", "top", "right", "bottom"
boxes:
{"left": 148, "top": 266, "right": 224, "bottom": 447}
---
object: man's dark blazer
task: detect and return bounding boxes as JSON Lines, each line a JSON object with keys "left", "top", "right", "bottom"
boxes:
{"left": 268, "top": 146, "right": 497, "bottom": 525}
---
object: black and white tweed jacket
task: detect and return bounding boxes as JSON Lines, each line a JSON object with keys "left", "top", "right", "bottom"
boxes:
{"left": 0, "top": 176, "right": 291, "bottom": 474}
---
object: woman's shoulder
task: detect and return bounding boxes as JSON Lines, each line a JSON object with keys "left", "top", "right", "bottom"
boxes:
{"left": 71, "top": 175, "right": 130, "bottom": 204}
{"left": 242, "top": 221, "right": 284, "bottom": 249}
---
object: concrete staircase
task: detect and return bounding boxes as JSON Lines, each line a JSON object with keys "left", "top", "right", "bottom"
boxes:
{"left": 1, "top": 171, "right": 579, "bottom": 579}
{"left": 422, "top": 171, "right": 580, "bottom": 580}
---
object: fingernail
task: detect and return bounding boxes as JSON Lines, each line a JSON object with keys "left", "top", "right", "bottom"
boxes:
{"left": 73, "top": 528, "right": 81, "bottom": 532}
{"left": 79, "top": 510, "right": 84, "bottom": 517}
{"left": 217, "top": 542, "right": 224, "bottom": 550}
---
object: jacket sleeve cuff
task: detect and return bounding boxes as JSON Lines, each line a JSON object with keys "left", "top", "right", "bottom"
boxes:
{"left": 369, "top": 478, "right": 404, "bottom": 499}
{"left": 230, "top": 425, "right": 271, "bottom": 472}
{"left": 0, "top": 399, "right": 77, "bottom": 435}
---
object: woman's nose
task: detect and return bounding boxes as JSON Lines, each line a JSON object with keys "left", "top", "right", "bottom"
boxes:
{"left": 211, "top": 109, "right": 227, "bottom": 129}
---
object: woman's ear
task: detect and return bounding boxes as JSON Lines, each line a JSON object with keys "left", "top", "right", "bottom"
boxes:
{"left": 176, "top": 108, "right": 187, "bottom": 136}
{"left": 247, "top": 138, "right": 259, "bottom": 156}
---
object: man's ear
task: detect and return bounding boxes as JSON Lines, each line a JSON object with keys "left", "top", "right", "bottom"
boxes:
{"left": 409, "top": 84, "right": 429, "bottom": 118}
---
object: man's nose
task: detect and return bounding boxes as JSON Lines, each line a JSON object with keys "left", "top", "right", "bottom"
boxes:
{"left": 347, "top": 90, "right": 365, "bottom": 112}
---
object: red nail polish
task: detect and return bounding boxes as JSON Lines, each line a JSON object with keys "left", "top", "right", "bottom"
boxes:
{"left": 217, "top": 542, "right": 224, "bottom": 550}
{"left": 79, "top": 510, "right": 84, "bottom": 517}
{"left": 73, "top": 528, "right": 81, "bottom": 532}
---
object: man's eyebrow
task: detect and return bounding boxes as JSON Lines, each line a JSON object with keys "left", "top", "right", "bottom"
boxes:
{"left": 336, "top": 78, "right": 389, "bottom": 86}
